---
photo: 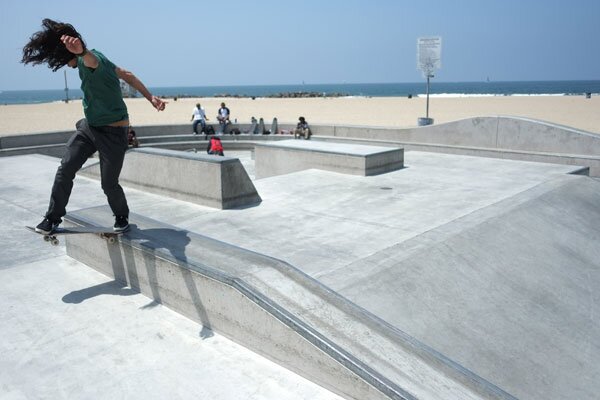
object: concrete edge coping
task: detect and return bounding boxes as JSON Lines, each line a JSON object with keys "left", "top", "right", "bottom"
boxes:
{"left": 313, "top": 136, "right": 600, "bottom": 161}
{"left": 0, "top": 143, "right": 66, "bottom": 152}
{"left": 325, "top": 115, "right": 600, "bottom": 137}
{"left": 255, "top": 141, "right": 403, "bottom": 157}
{"left": 65, "top": 207, "right": 518, "bottom": 400}
{"left": 130, "top": 147, "right": 239, "bottom": 164}
{"left": 139, "top": 134, "right": 292, "bottom": 140}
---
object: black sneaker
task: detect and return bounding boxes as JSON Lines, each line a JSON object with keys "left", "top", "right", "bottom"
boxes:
{"left": 35, "top": 218, "right": 60, "bottom": 234}
{"left": 114, "top": 216, "right": 129, "bottom": 232}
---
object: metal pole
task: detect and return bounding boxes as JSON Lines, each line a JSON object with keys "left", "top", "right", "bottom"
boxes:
{"left": 426, "top": 74, "right": 430, "bottom": 119}
{"left": 64, "top": 70, "right": 69, "bottom": 103}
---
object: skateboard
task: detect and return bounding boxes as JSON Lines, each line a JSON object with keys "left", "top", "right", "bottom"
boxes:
{"left": 26, "top": 226, "right": 122, "bottom": 246}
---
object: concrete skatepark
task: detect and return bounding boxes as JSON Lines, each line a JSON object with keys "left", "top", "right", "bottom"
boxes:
{"left": 1, "top": 117, "right": 599, "bottom": 399}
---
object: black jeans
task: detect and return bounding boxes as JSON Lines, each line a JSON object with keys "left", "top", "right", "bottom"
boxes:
{"left": 45, "top": 119, "right": 129, "bottom": 221}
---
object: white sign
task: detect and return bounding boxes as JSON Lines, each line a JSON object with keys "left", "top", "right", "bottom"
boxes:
{"left": 417, "top": 36, "right": 442, "bottom": 75}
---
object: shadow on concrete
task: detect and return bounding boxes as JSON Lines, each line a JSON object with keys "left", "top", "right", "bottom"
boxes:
{"left": 115, "top": 224, "right": 214, "bottom": 340}
{"left": 62, "top": 280, "right": 137, "bottom": 304}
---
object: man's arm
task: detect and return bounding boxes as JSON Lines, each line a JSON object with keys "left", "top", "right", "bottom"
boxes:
{"left": 116, "top": 67, "right": 167, "bottom": 111}
{"left": 61, "top": 35, "right": 98, "bottom": 68}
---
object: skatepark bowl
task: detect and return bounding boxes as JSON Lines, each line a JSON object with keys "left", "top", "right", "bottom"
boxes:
{"left": 1, "top": 117, "right": 600, "bottom": 400}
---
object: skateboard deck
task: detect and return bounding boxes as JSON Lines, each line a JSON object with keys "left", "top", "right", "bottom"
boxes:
{"left": 26, "top": 225, "right": 122, "bottom": 246}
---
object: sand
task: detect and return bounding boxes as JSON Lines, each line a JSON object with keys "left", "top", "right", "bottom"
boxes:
{"left": 1, "top": 95, "right": 599, "bottom": 136}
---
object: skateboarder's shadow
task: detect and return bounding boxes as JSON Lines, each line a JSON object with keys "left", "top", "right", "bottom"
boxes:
{"left": 62, "top": 225, "right": 191, "bottom": 305}
{"left": 127, "top": 224, "right": 213, "bottom": 339}
{"left": 62, "top": 280, "right": 137, "bottom": 304}
{"left": 130, "top": 224, "right": 191, "bottom": 264}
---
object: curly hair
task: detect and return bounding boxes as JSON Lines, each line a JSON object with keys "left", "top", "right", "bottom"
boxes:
{"left": 21, "top": 19, "right": 86, "bottom": 72}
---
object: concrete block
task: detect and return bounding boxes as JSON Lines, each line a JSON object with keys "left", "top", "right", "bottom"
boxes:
{"left": 255, "top": 140, "right": 404, "bottom": 179}
{"left": 0, "top": 130, "right": 72, "bottom": 149}
{"left": 80, "top": 148, "right": 261, "bottom": 209}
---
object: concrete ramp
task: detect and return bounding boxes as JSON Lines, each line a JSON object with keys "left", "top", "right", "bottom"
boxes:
{"left": 326, "top": 175, "right": 600, "bottom": 400}
{"left": 80, "top": 148, "right": 261, "bottom": 209}
{"left": 63, "top": 206, "right": 516, "bottom": 400}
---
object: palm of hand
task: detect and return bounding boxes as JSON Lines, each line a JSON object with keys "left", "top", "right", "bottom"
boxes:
{"left": 61, "top": 35, "right": 83, "bottom": 54}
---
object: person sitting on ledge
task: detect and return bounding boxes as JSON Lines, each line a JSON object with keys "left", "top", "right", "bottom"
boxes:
{"left": 293, "top": 116, "right": 312, "bottom": 140}
{"left": 217, "top": 102, "right": 230, "bottom": 134}
{"left": 191, "top": 103, "right": 208, "bottom": 135}
{"left": 128, "top": 128, "right": 139, "bottom": 148}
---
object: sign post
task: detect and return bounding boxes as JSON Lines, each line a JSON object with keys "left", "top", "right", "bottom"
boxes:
{"left": 417, "top": 36, "right": 441, "bottom": 126}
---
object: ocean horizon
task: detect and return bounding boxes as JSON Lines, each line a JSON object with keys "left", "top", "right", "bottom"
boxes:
{"left": 1, "top": 80, "right": 599, "bottom": 105}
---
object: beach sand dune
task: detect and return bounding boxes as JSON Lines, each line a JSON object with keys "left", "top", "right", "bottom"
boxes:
{"left": 1, "top": 95, "right": 599, "bottom": 136}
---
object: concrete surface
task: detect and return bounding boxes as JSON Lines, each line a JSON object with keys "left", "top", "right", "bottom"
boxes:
{"left": 80, "top": 148, "right": 261, "bottom": 209}
{"left": 255, "top": 140, "right": 403, "bottom": 178}
{"left": 0, "top": 257, "right": 342, "bottom": 400}
{"left": 1, "top": 149, "right": 599, "bottom": 400}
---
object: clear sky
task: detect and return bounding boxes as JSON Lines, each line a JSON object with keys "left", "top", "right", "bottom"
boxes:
{"left": 1, "top": 0, "right": 599, "bottom": 90}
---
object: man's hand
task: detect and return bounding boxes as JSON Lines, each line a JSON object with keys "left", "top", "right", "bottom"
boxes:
{"left": 61, "top": 35, "right": 84, "bottom": 55}
{"left": 151, "top": 96, "right": 167, "bottom": 111}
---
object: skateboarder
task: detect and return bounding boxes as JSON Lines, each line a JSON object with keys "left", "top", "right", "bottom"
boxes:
{"left": 22, "top": 19, "right": 167, "bottom": 234}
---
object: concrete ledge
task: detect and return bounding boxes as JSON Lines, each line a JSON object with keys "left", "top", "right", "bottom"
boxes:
{"left": 0, "top": 143, "right": 66, "bottom": 158}
{"left": 139, "top": 134, "right": 294, "bottom": 145}
{"left": 63, "top": 206, "right": 517, "bottom": 400}
{"left": 313, "top": 136, "right": 598, "bottom": 177}
{"left": 314, "top": 116, "right": 600, "bottom": 157}
{"left": 0, "top": 129, "right": 72, "bottom": 149}
{"left": 255, "top": 140, "right": 404, "bottom": 179}
{"left": 80, "top": 148, "right": 261, "bottom": 209}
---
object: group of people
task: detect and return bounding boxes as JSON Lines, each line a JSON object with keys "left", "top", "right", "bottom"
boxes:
{"left": 191, "top": 102, "right": 230, "bottom": 135}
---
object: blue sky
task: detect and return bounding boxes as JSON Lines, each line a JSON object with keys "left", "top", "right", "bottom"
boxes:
{"left": 1, "top": 0, "right": 599, "bottom": 90}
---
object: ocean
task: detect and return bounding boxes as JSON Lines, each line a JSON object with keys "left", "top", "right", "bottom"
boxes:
{"left": 1, "top": 80, "right": 599, "bottom": 105}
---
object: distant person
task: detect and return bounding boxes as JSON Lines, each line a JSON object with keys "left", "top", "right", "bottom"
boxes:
{"left": 217, "top": 102, "right": 230, "bottom": 134}
{"left": 191, "top": 103, "right": 208, "bottom": 135}
{"left": 22, "top": 18, "right": 167, "bottom": 234}
{"left": 206, "top": 136, "right": 224, "bottom": 156}
{"left": 294, "top": 116, "right": 311, "bottom": 140}
{"left": 127, "top": 128, "right": 139, "bottom": 148}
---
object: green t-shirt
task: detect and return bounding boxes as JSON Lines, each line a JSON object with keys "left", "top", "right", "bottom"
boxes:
{"left": 78, "top": 49, "right": 129, "bottom": 127}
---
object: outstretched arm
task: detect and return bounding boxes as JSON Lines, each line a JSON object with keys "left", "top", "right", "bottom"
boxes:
{"left": 116, "top": 67, "right": 167, "bottom": 111}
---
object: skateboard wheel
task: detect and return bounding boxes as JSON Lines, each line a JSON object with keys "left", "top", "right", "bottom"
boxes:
{"left": 107, "top": 236, "right": 116, "bottom": 244}
{"left": 43, "top": 235, "right": 51, "bottom": 242}
{"left": 51, "top": 238, "right": 59, "bottom": 246}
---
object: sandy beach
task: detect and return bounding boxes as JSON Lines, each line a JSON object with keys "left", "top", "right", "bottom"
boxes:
{"left": 1, "top": 95, "right": 598, "bottom": 136}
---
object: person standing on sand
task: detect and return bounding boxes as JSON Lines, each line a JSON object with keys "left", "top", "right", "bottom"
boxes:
{"left": 21, "top": 19, "right": 167, "bottom": 234}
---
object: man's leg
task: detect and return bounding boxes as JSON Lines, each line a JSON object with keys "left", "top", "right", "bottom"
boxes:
{"left": 192, "top": 120, "right": 199, "bottom": 134}
{"left": 94, "top": 125, "right": 130, "bottom": 219}
{"left": 45, "top": 119, "right": 96, "bottom": 222}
